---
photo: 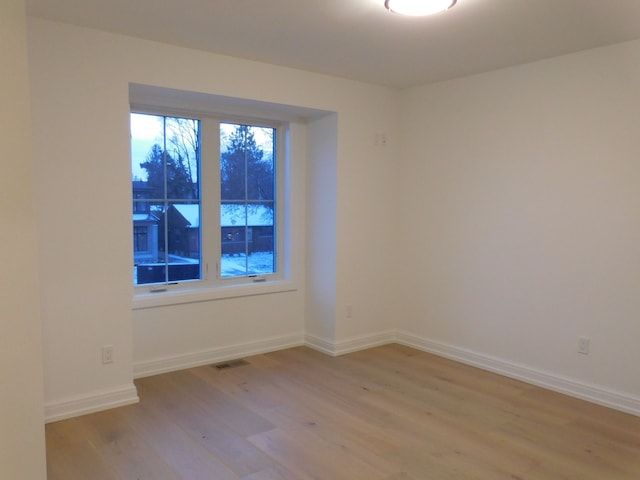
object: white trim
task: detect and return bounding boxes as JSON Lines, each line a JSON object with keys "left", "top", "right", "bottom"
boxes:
{"left": 395, "top": 330, "right": 640, "bottom": 418}
{"left": 304, "top": 331, "right": 396, "bottom": 356}
{"left": 333, "top": 331, "right": 396, "bottom": 355}
{"left": 50, "top": 331, "right": 640, "bottom": 422}
{"left": 304, "top": 333, "right": 338, "bottom": 356}
{"left": 130, "top": 89, "right": 307, "bottom": 306}
{"left": 133, "top": 333, "right": 304, "bottom": 378}
{"left": 45, "top": 383, "right": 139, "bottom": 424}
{"left": 132, "top": 279, "right": 297, "bottom": 310}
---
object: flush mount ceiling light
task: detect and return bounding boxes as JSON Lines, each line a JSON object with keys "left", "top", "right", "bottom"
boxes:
{"left": 384, "top": 0, "right": 457, "bottom": 16}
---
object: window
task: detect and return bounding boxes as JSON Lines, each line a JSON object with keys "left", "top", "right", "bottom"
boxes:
{"left": 220, "top": 123, "right": 276, "bottom": 278}
{"left": 131, "top": 111, "right": 282, "bottom": 290}
{"left": 131, "top": 113, "right": 201, "bottom": 285}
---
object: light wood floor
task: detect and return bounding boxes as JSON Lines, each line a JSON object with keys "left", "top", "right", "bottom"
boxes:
{"left": 46, "top": 344, "right": 640, "bottom": 479}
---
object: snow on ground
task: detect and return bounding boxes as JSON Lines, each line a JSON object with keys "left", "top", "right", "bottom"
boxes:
{"left": 134, "top": 252, "right": 274, "bottom": 284}
{"left": 221, "top": 252, "right": 274, "bottom": 277}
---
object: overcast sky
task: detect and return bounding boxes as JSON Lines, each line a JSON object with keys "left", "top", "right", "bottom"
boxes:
{"left": 130, "top": 113, "right": 275, "bottom": 181}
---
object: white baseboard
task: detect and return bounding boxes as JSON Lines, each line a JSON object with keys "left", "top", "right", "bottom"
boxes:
{"left": 304, "top": 333, "right": 337, "bottom": 355}
{"left": 305, "top": 330, "right": 395, "bottom": 356}
{"left": 45, "top": 383, "right": 139, "bottom": 424}
{"left": 48, "top": 330, "right": 640, "bottom": 423}
{"left": 333, "top": 330, "right": 396, "bottom": 355}
{"left": 395, "top": 330, "right": 640, "bottom": 418}
{"left": 133, "top": 333, "right": 305, "bottom": 378}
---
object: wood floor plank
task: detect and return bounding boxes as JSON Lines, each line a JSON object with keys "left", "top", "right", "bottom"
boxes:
{"left": 46, "top": 421, "right": 122, "bottom": 480}
{"left": 136, "top": 370, "right": 277, "bottom": 477}
{"left": 47, "top": 440, "right": 123, "bottom": 480}
{"left": 241, "top": 464, "right": 301, "bottom": 480}
{"left": 46, "top": 345, "right": 640, "bottom": 479}
{"left": 81, "top": 407, "right": 183, "bottom": 480}
{"left": 117, "top": 396, "right": 240, "bottom": 480}
{"left": 248, "top": 427, "right": 391, "bottom": 480}
{"left": 172, "top": 367, "right": 276, "bottom": 437}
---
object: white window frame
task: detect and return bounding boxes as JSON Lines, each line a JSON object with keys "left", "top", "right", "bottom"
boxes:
{"left": 131, "top": 106, "right": 295, "bottom": 309}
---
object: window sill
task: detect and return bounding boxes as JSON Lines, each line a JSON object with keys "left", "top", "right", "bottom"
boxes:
{"left": 132, "top": 279, "right": 297, "bottom": 310}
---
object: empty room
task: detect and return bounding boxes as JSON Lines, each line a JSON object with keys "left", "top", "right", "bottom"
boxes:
{"left": 3, "top": 0, "right": 640, "bottom": 478}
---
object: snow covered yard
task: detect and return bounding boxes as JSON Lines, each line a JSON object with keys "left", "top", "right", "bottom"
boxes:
{"left": 221, "top": 252, "right": 274, "bottom": 277}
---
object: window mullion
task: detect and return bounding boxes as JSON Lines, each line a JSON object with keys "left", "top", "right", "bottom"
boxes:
{"left": 162, "top": 116, "right": 170, "bottom": 284}
{"left": 200, "top": 117, "right": 220, "bottom": 285}
{"left": 244, "top": 146, "right": 249, "bottom": 271}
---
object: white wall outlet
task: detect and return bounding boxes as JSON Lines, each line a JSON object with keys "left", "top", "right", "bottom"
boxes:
{"left": 346, "top": 305, "right": 353, "bottom": 318}
{"left": 102, "top": 345, "right": 114, "bottom": 364}
{"left": 578, "top": 336, "right": 590, "bottom": 355}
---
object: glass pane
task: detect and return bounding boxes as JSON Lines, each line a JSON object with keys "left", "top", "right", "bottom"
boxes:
{"left": 220, "top": 203, "right": 248, "bottom": 277}
{"left": 164, "top": 117, "right": 200, "bottom": 200}
{"left": 133, "top": 203, "right": 165, "bottom": 285}
{"left": 132, "top": 113, "right": 201, "bottom": 285}
{"left": 167, "top": 202, "right": 200, "bottom": 282}
{"left": 131, "top": 113, "right": 165, "bottom": 199}
{"left": 220, "top": 122, "right": 277, "bottom": 279}
{"left": 247, "top": 202, "right": 275, "bottom": 275}
{"left": 220, "top": 123, "right": 275, "bottom": 202}
{"left": 247, "top": 126, "right": 275, "bottom": 202}
{"left": 220, "top": 202, "right": 275, "bottom": 278}
{"left": 247, "top": 226, "right": 275, "bottom": 275}
{"left": 220, "top": 123, "right": 247, "bottom": 201}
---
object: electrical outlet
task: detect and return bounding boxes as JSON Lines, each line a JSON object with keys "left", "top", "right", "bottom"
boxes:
{"left": 346, "top": 305, "right": 353, "bottom": 318}
{"left": 102, "top": 345, "right": 114, "bottom": 364}
{"left": 578, "top": 336, "right": 590, "bottom": 355}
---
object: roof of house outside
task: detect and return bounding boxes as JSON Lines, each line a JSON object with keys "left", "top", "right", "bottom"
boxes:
{"left": 172, "top": 204, "right": 200, "bottom": 228}
{"left": 133, "top": 213, "right": 159, "bottom": 223}
{"left": 132, "top": 204, "right": 273, "bottom": 228}
{"left": 169, "top": 203, "right": 273, "bottom": 228}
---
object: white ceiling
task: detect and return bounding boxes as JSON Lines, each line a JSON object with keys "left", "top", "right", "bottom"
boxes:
{"left": 25, "top": 0, "right": 640, "bottom": 88}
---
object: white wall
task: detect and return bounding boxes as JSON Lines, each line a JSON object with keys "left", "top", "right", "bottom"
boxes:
{"left": 334, "top": 95, "right": 400, "bottom": 344}
{"left": 27, "top": 18, "right": 399, "bottom": 418}
{"left": 306, "top": 114, "right": 339, "bottom": 344}
{"left": 398, "top": 40, "right": 640, "bottom": 411}
{"left": 0, "top": 1, "right": 46, "bottom": 478}
{"left": 28, "top": 13, "right": 640, "bottom": 423}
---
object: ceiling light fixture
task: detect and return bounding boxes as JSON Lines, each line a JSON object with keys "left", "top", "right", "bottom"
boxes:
{"left": 384, "top": 0, "right": 457, "bottom": 16}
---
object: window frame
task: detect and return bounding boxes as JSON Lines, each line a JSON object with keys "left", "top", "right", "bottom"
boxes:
{"left": 131, "top": 107, "right": 291, "bottom": 308}
{"left": 131, "top": 112, "right": 202, "bottom": 286}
